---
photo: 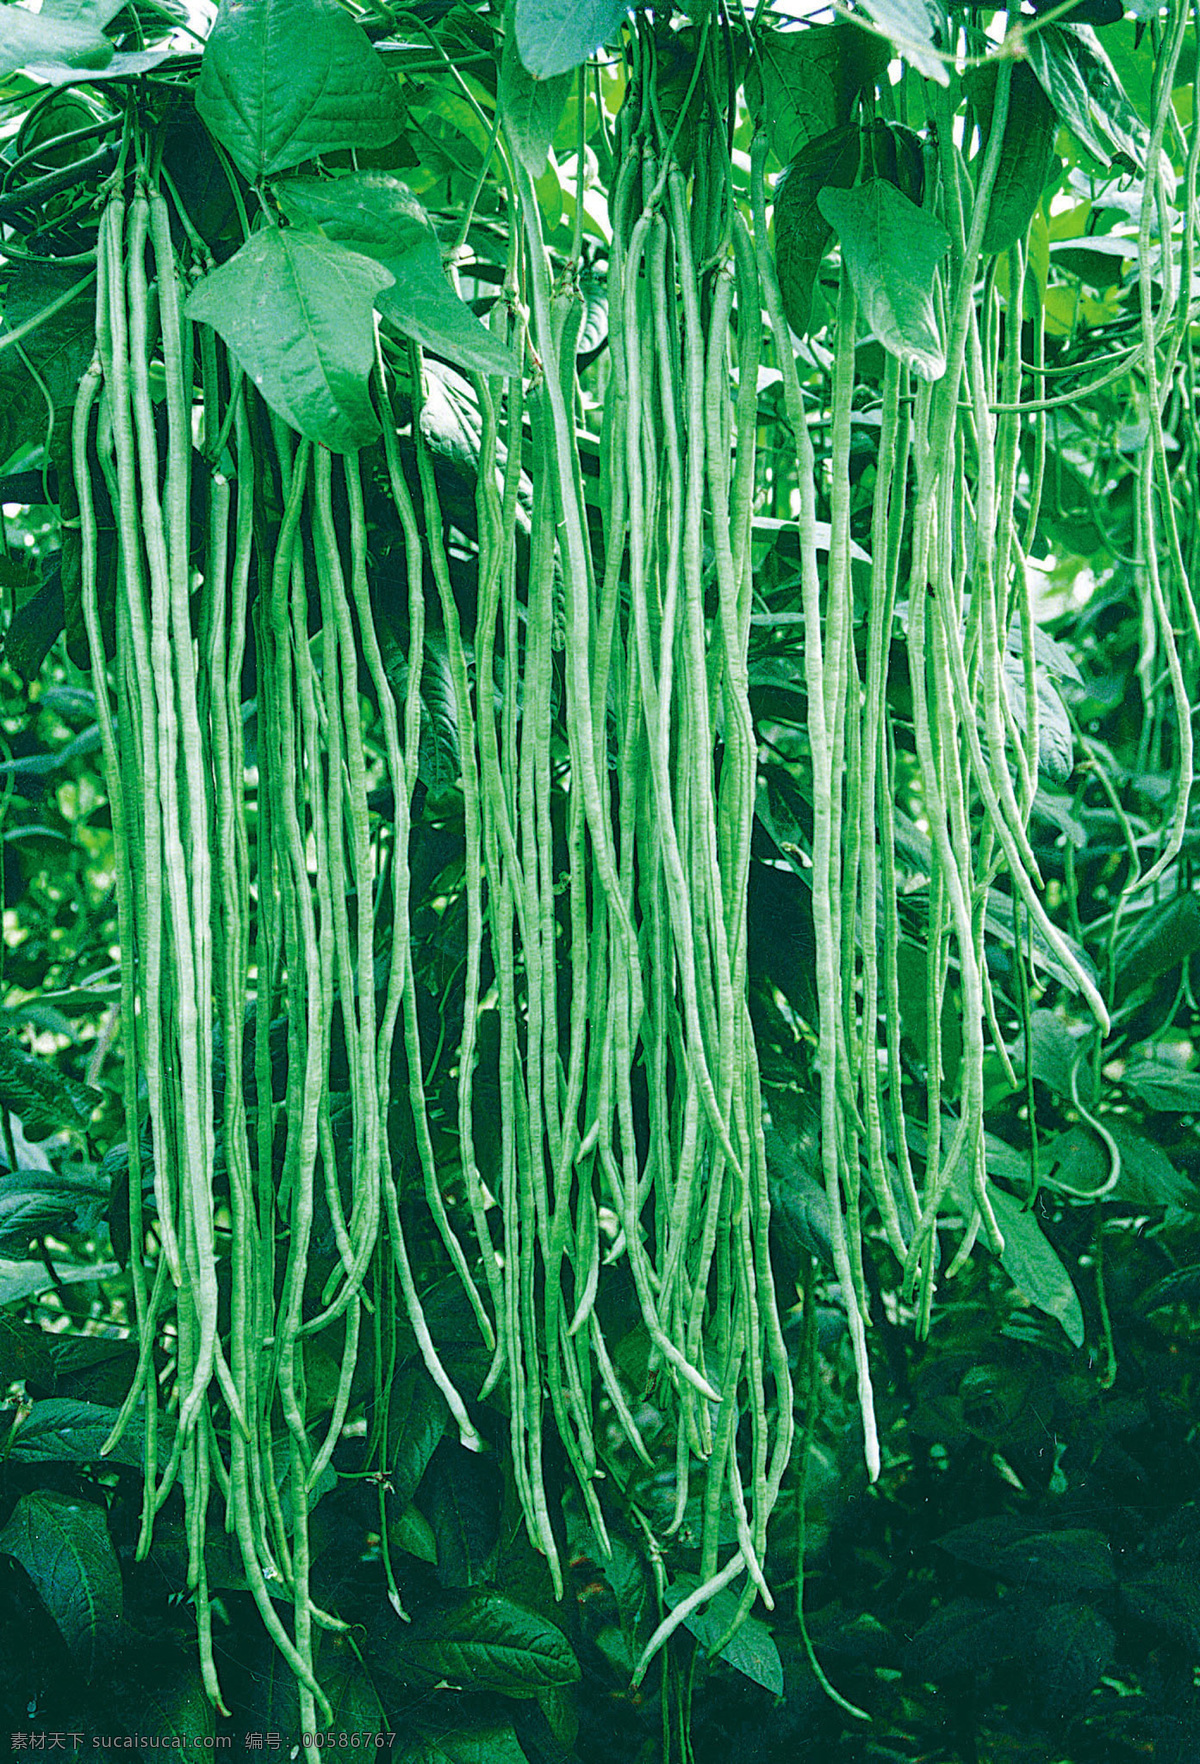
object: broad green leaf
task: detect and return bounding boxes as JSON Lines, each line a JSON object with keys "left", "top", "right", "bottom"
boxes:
{"left": 400, "top": 1591, "right": 581, "bottom": 1693}
{"left": 1119, "top": 1567, "right": 1200, "bottom": 1649}
{"left": 1, "top": 262, "right": 96, "bottom": 410}
{"left": 967, "top": 60, "right": 1058, "bottom": 254}
{"left": 6, "top": 1397, "right": 165, "bottom": 1471}
{"left": 745, "top": 24, "right": 886, "bottom": 166}
{"left": 0, "top": 1041, "right": 98, "bottom": 1137}
{"left": 1121, "top": 1060, "right": 1200, "bottom": 1113}
{"left": 110, "top": 1662, "right": 214, "bottom": 1745}
{"left": 603, "top": 1535, "right": 649, "bottom": 1652}
{"left": 276, "top": 174, "right": 519, "bottom": 379}
{"left": 1001, "top": 653, "right": 1073, "bottom": 783}
{"left": 1033, "top": 1602, "right": 1115, "bottom": 1710}
{"left": 500, "top": 12, "right": 571, "bottom": 177}
{"left": 772, "top": 127, "right": 860, "bottom": 336}
{"left": 1051, "top": 233, "right": 1132, "bottom": 287}
{"left": 1046, "top": 1119, "right": 1192, "bottom": 1209}
{"left": 387, "top": 1363, "right": 447, "bottom": 1510}
{"left": 986, "top": 1184, "right": 1085, "bottom": 1346}
{"left": 665, "top": 1575, "right": 784, "bottom": 1695}
{"left": 0, "top": 1491, "right": 122, "bottom": 1677}
{"left": 937, "top": 1516, "right": 1116, "bottom": 1591}
{"left": 399, "top": 1728, "right": 529, "bottom": 1764}
{"left": 196, "top": 0, "right": 404, "bottom": 183}
{"left": 854, "top": 0, "right": 949, "bottom": 84}
{"left": 0, "top": 1314, "right": 57, "bottom": 1388}
{"left": 426, "top": 1439, "right": 501, "bottom": 1588}
{"left": 1114, "top": 894, "right": 1200, "bottom": 1000}
{"left": 818, "top": 180, "right": 950, "bottom": 380}
{"left": 1024, "top": 23, "right": 1152, "bottom": 173}
{"left": 903, "top": 1595, "right": 1026, "bottom": 1679}
{"left": 515, "top": 0, "right": 628, "bottom": 78}
{"left": 390, "top": 1503, "right": 438, "bottom": 1565}
{"left": 185, "top": 229, "right": 392, "bottom": 452}
{"left": 0, "top": 0, "right": 113, "bottom": 76}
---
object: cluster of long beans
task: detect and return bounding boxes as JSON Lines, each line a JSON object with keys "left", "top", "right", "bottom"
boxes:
{"left": 71, "top": 150, "right": 451, "bottom": 1726}
{"left": 751, "top": 8, "right": 1198, "bottom": 1467}
{"left": 436, "top": 32, "right": 797, "bottom": 1659}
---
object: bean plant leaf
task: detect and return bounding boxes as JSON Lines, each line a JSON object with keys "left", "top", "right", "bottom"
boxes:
{"left": 1113, "top": 894, "right": 1200, "bottom": 999}
{"left": 818, "top": 179, "right": 950, "bottom": 380}
{"left": 0, "top": 1491, "right": 122, "bottom": 1678}
{"left": 745, "top": 23, "right": 887, "bottom": 165}
{"left": 986, "top": 1183, "right": 1085, "bottom": 1345}
{"left": 399, "top": 1729, "right": 529, "bottom": 1764}
{"left": 185, "top": 229, "right": 392, "bottom": 452}
{"left": 903, "top": 1595, "right": 1028, "bottom": 1678}
{"left": 196, "top": 0, "right": 404, "bottom": 183}
{"left": 665, "top": 1575, "right": 784, "bottom": 1695}
{"left": 500, "top": 14, "right": 572, "bottom": 177}
{"left": 388, "top": 1364, "right": 447, "bottom": 1510}
{"left": 772, "top": 126, "right": 860, "bottom": 336}
{"left": 968, "top": 60, "right": 1059, "bottom": 253}
{"left": 425, "top": 1439, "right": 501, "bottom": 1589}
{"left": 1023, "top": 23, "right": 1152, "bottom": 172}
{"left": 6, "top": 1397, "right": 165, "bottom": 1471}
{"left": 399, "top": 1591, "right": 581, "bottom": 1692}
{"left": 1033, "top": 1602, "right": 1115, "bottom": 1711}
{"left": 853, "top": 0, "right": 949, "bottom": 85}
{"left": 0, "top": 1040, "right": 99, "bottom": 1138}
{"left": 0, "top": 0, "right": 114, "bottom": 76}
{"left": 1120, "top": 1060, "right": 1200, "bottom": 1113}
{"left": 514, "top": 0, "right": 629, "bottom": 78}
{"left": 276, "top": 174, "right": 519, "bottom": 379}
{"left": 937, "top": 1516, "right": 1117, "bottom": 1591}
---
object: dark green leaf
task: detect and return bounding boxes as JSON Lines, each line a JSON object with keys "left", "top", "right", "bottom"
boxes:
{"left": 1120, "top": 1059, "right": 1200, "bottom": 1113}
{"left": 1024, "top": 23, "right": 1153, "bottom": 172}
{"left": 937, "top": 1518, "right": 1116, "bottom": 1591}
{"left": 665, "top": 1575, "right": 784, "bottom": 1695}
{"left": 818, "top": 179, "right": 950, "bottom": 380}
{"left": 903, "top": 1595, "right": 1028, "bottom": 1679}
{"left": 1114, "top": 894, "right": 1200, "bottom": 1000}
{"left": 772, "top": 128, "right": 860, "bottom": 337}
{"left": 986, "top": 1184, "right": 1085, "bottom": 1346}
{"left": 0, "top": 1040, "right": 99, "bottom": 1136}
{"left": 745, "top": 24, "right": 886, "bottom": 166}
{"left": 110, "top": 1662, "right": 214, "bottom": 1745}
{"left": 1140, "top": 1265, "right": 1200, "bottom": 1310}
{"left": 1032, "top": 1602, "right": 1115, "bottom": 1710}
{"left": 515, "top": 0, "right": 628, "bottom": 79}
{"left": 1051, "top": 233, "right": 1133, "bottom": 286}
{"left": 0, "top": 1491, "right": 122, "bottom": 1678}
{"left": 1120, "top": 1566, "right": 1200, "bottom": 1648}
{"left": 388, "top": 1364, "right": 447, "bottom": 1510}
{"left": 603, "top": 1535, "right": 649, "bottom": 1653}
{"left": 276, "top": 174, "right": 519, "bottom": 379}
{"left": 186, "top": 229, "right": 391, "bottom": 452}
{"left": 425, "top": 1438, "right": 501, "bottom": 1589}
{"left": 968, "top": 61, "right": 1058, "bottom": 254}
{"left": 1, "top": 263, "right": 96, "bottom": 411}
{"left": 399, "top": 1591, "right": 581, "bottom": 1693}
{"left": 7, "top": 1396, "right": 167, "bottom": 1471}
{"left": 0, "top": 1255, "right": 119, "bottom": 1308}
{"left": 500, "top": 13, "right": 572, "bottom": 177}
{"left": 196, "top": 0, "right": 404, "bottom": 182}
{"left": 399, "top": 1728, "right": 530, "bottom": 1764}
